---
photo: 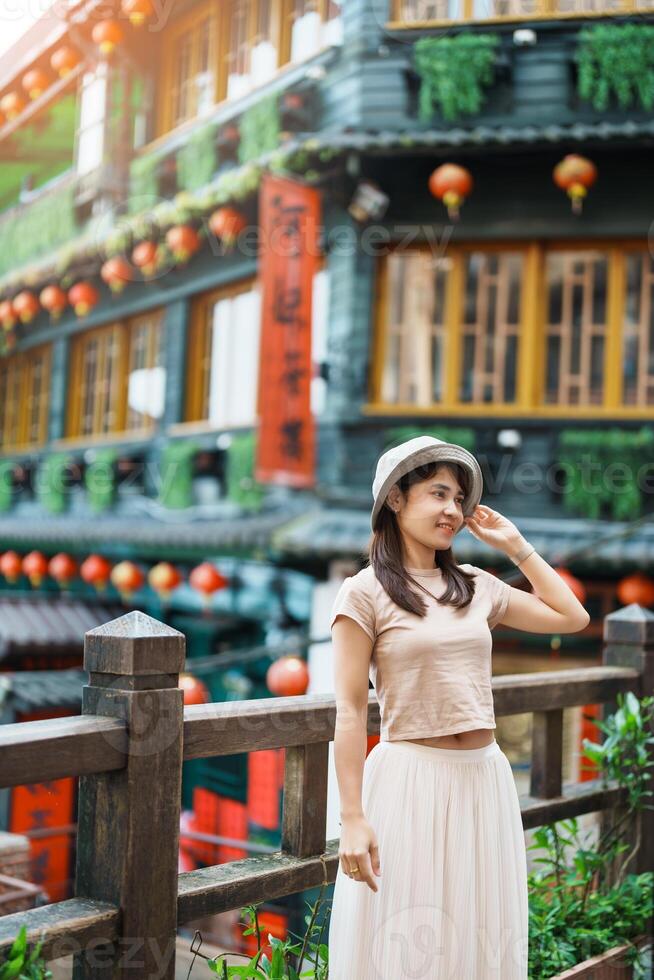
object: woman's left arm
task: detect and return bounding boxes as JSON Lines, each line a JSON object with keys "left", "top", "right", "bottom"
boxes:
{"left": 465, "top": 504, "right": 591, "bottom": 634}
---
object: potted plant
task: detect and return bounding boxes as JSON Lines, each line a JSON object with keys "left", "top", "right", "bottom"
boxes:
{"left": 528, "top": 692, "right": 654, "bottom": 979}
{"left": 0, "top": 925, "right": 52, "bottom": 979}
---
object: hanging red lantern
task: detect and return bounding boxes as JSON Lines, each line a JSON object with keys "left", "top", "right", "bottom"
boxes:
{"left": 13, "top": 290, "right": 40, "bottom": 324}
{"left": 189, "top": 562, "right": 228, "bottom": 605}
{"left": 110, "top": 560, "right": 145, "bottom": 600}
{"left": 49, "top": 552, "right": 78, "bottom": 588}
{"left": 22, "top": 550, "right": 49, "bottom": 587}
{"left": 101, "top": 257, "right": 133, "bottom": 293}
{"left": 39, "top": 284, "right": 68, "bottom": 319}
{"left": 69, "top": 281, "right": 99, "bottom": 317}
{"left": 50, "top": 46, "right": 81, "bottom": 78}
{"left": 148, "top": 561, "right": 182, "bottom": 601}
{"left": 92, "top": 20, "right": 124, "bottom": 56}
{"left": 0, "top": 300, "right": 17, "bottom": 331}
{"left": 553, "top": 155, "right": 597, "bottom": 215}
{"left": 22, "top": 68, "right": 51, "bottom": 100}
{"left": 166, "top": 225, "right": 200, "bottom": 263}
{"left": 616, "top": 572, "right": 654, "bottom": 608}
{"left": 208, "top": 207, "right": 247, "bottom": 248}
{"left": 428, "top": 163, "right": 474, "bottom": 220}
{"left": 266, "top": 655, "right": 310, "bottom": 697}
{"left": 179, "top": 672, "right": 210, "bottom": 705}
{"left": 0, "top": 550, "right": 22, "bottom": 583}
{"left": 0, "top": 92, "right": 26, "bottom": 120}
{"left": 132, "top": 240, "right": 159, "bottom": 277}
{"left": 121, "top": 0, "right": 155, "bottom": 26}
{"left": 80, "top": 553, "right": 112, "bottom": 592}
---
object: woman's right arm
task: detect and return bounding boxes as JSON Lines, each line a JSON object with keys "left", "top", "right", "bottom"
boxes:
{"left": 332, "top": 614, "right": 381, "bottom": 892}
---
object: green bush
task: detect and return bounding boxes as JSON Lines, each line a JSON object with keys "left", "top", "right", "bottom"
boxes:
{"left": 0, "top": 925, "right": 52, "bottom": 979}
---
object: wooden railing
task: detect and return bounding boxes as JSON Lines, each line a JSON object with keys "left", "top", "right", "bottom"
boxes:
{"left": 0, "top": 604, "right": 652, "bottom": 976}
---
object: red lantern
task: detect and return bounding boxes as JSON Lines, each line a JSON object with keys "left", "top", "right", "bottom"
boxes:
{"left": 50, "top": 46, "right": 81, "bottom": 78}
{"left": 122, "top": 0, "right": 154, "bottom": 26}
{"left": 22, "top": 550, "right": 49, "bottom": 587}
{"left": 0, "top": 550, "right": 22, "bottom": 583}
{"left": 13, "top": 290, "right": 40, "bottom": 324}
{"left": 92, "top": 20, "right": 124, "bottom": 56}
{"left": 110, "top": 560, "right": 145, "bottom": 600}
{"left": 553, "top": 155, "right": 597, "bottom": 215}
{"left": 166, "top": 225, "right": 200, "bottom": 263}
{"left": 69, "top": 281, "right": 99, "bottom": 317}
{"left": 266, "top": 656, "right": 310, "bottom": 697}
{"left": 22, "top": 68, "right": 50, "bottom": 100}
{"left": 132, "top": 240, "right": 158, "bottom": 277}
{"left": 80, "top": 553, "right": 112, "bottom": 592}
{"left": 0, "top": 92, "right": 26, "bottom": 120}
{"left": 179, "top": 672, "right": 210, "bottom": 705}
{"left": 39, "top": 284, "right": 68, "bottom": 319}
{"left": 617, "top": 572, "right": 654, "bottom": 608}
{"left": 49, "top": 552, "right": 78, "bottom": 588}
{"left": 148, "top": 561, "right": 182, "bottom": 601}
{"left": 101, "top": 257, "right": 133, "bottom": 293}
{"left": 189, "top": 562, "right": 228, "bottom": 605}
{"left": 428, "top": 163, "right": 474, "bottom": 220}
{"left": 208, "top": 207, "right": 247, "bottom": 248}
{"left": 0, "top": 300, "right": 16, "bottom": 331}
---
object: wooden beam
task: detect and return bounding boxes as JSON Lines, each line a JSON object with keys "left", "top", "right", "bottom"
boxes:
{"left": 530, "top": 708, "right": 563, "bottom": 799}
{"left": 0, "top": 899, "right": 119, "bottom": 960}
{"left": 281, "top": 741, "right": 329, "bottom": 858}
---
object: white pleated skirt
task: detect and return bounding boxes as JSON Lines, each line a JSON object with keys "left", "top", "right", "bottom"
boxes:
{"left": 328, "top": 738, "right": 529, "bottom": 980}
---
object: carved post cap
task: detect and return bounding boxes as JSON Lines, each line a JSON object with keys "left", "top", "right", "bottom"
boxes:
{"left": 604, "top": 604, "right": 654, "bottom": 646}
{"left": 83, "top": 610, "right": 186, "bottom": 676}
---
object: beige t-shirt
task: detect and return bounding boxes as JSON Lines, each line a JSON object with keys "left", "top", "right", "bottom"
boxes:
{"left": 330, "top": 562, "right": 512, "bottom": 741}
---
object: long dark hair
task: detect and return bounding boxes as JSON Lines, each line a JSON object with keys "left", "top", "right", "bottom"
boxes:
{"left": 368, "top": 461, "right": 477, "bottom": 617}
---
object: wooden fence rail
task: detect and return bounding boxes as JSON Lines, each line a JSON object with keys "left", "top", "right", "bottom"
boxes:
{"left": 0, "top": 604, "right": 652, "bottom": 977}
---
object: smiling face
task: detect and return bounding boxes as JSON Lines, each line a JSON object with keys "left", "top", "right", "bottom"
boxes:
{"left": 386, "top": 464, "right": 467, "bottom": 556}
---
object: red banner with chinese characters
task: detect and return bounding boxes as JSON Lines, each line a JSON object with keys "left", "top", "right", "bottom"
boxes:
{"left": 255, "top": 173, "right": 320, "bottom": 488}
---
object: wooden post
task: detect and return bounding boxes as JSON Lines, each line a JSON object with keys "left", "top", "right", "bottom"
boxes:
{"left": 530, "top": 708, "right": 563, "bottom": 798}
{"left": 73, "top": 611, "right": 185, "bottom": 979}
{"left": 601, "top": 604, "right": 654, "bottom": 896}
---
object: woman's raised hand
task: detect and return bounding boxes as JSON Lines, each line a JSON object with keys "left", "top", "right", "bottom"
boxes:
{"left": 338, "top": 815, "right": 382, "bottom": 893}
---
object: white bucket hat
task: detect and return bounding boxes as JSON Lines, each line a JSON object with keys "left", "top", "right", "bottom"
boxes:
{"left": 371, "top": 436, "right": 483, "bottom": 532}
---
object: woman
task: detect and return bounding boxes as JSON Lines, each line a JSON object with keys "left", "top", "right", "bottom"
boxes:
{"left": 327, "top": 435, "right": 590, "bottom": 980}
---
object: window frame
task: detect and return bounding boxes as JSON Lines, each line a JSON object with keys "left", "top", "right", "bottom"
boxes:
{"left": 66, "top": 310, "right": 164, "bottom": 442}
{"left": 369, "top": 238, "right": 650, "bottom": 418}
{"left": 388, "top": 0, "right": 646, "bottom": 27}
{"left": 0, "top": 344, "right": 52, "bottom": 453}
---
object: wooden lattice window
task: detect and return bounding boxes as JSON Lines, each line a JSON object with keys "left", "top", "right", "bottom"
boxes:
{"left": 378, "top": 250, "right": 450, "bottom": 405}
{"left": 159, "top": 2, "right": 219, "bottom": 134}
{"left": 186, "top": 279, "right": 262, "bottom": 426}
{"left": 622, "top": 251, "right": 654, "bottom": 407}
{"left": 67, "top": 311, "right": 163, "bottom": 439}
{"left": 0, "top": 345, "right": 51, "bottom": 451}
{"left": 284, "top": 0, "right": 343, "bottom": 60}
{"left": 544, "top": 250, "right": 608, "bottom": 407}
{"left": 460, "top": 251, "right": 522, "bottom": 404}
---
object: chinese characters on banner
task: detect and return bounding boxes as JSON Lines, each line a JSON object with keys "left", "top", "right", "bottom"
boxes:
{"left": 255, "top": 173, "right": 321, "bottom": 487}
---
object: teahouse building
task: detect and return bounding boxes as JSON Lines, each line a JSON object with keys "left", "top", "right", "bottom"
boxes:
{"left": 1, "top": 0, "right": 653, "bottom": 935}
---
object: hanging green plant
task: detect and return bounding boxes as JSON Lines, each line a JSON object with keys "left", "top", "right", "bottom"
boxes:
{"left": 576, "top": 24, "right": 654, "bottom": 112}
{"left": 37, "top": 453, "right": 72, "bottom": 514}
{"left": 128, "top": 150, "right": 164, "bottom": 213}
{"left": 0, "top": 459, "right": 14, "bottom": 512}
{"left": 84, "top": 448, "right": 118, "bottom": 513}
{"left": 557, "top": 426, "right": 654, "bottom": 521}
{"left": 383, "top": 425, "right": 476, "bottom": 453}
{"left": 158, "top": 439, "right": 201, "bottom": 509}
{"left": 238, "top": 95, "right": 280, "bottom": 164}
{"left": 226, "top": 432, "right": 265, "bottom": 511}
{"left": 413, "top": 34, "right": 500, "bottom": 122}
{"left": 177, "top": 123, "right": 218, "bottom": 192}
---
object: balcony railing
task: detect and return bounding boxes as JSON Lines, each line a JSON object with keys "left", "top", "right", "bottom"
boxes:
{"left": 390, "top": 0, "right": 654, "bottom": 25}
{"left": 0, "top": 605, "right": 652, "bottom": 975}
